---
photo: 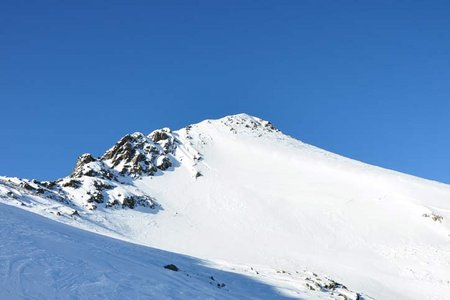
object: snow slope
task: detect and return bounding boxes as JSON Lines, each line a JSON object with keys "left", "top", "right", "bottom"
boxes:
{"left": 1, "top": 113, "right": 449, "bottom": 299}
{"left": 0, "top": 203, "right": 366, "bottom": 300}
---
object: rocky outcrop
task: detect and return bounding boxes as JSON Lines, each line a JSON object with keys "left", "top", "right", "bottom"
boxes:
{"left": 70, "top": 154, "right": 115, "bottom": 180}
{"left": 0, "top": 127, "right": 181, "bottom": 213}
{"left": 101, "top": 130, "right": 176, "bottom": 177}
{"left": 220, "top": 114, "right": 279, "bottom": 134}
{"left": 64, "top": 129, "right": 181, "bottom": 210}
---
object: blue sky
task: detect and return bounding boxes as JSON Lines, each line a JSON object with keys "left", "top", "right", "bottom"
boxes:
{"left": 1, "top": 1, "right": 450, "bottom": 183}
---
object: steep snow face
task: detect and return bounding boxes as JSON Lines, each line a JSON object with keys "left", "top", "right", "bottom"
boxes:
{"left": 1, "top": 113, "right": 450, "bottom": 299}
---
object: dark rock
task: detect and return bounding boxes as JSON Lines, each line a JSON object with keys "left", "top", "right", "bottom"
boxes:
{"left": 149, "top": 130, "right": 169, "bottom": 143}
{"left": 102, "top": 134, "right": 134, "bottom": 161}
{"left": 164, "top": 264, "right": 179, "bottom": 271}
{"left": 78, "top": 153, "right": 96, "bottom": 164}
{"left": 62, "top": 179, "right": 82, "bottom": 188}
{"left": 71, "top": 153, "right": 104, "bottom": 178}
{"left": 93, "top": 180, "right": 114, "bottom": 191}
{"left": 101, "top": 133, "right": 166, "bottom": 177}
{"left": 122, "top": 196, "right": 136, "bottom": 209}
{"left": 106, "top": 199, "right": 120, "bottom": 208}
{"left": 41, "top": 181, "right": 56, "bottom": 188}
{"left": 156, "top": 156, "right": 172, "bottom": 170}
{"left": 18, "top": 181, "right": 45, "bottom": 194}
{"left": 423, "top": 213, "right": 444, "bottom": 222}
{"left": 432, "top": 214, "right": 444, "bottom": 222}
{"left": 121, "top": 195, "right": 157, "bottom": 209}
{"left": 19, "top": 181, "right": 34, "bottom": 191}
{"left": 83, "top": 168, "right": 115, "bottom": 180}
{"left": 87, "top": 191, "right": 103, "bottom": 203}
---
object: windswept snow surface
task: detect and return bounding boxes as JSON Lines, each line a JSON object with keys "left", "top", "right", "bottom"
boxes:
{"left": 1, "top": 113, "right": 450, "bottom": 299}
{"left": 0, "top": 203, "right": 365, "bottom": 300}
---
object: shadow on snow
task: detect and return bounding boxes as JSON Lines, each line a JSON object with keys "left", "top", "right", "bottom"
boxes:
{"left": 0, "top": 203, "right": 299, "bottom": 300}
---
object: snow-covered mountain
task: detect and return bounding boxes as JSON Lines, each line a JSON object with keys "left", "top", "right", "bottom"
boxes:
{"left": 1, "top": 113, "right": 449, "bottom": 300}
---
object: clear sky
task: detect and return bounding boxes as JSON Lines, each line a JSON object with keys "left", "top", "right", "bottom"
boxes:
{"left": 1, "top": 1, "right": 450, "bottom": 183}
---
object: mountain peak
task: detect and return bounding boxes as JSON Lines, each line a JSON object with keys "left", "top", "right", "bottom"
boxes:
{"left": 201, "top": 113, "right": 279, "bottom": 134}
{"left": 0, "top": 113, "right": 281, "bottom": 213}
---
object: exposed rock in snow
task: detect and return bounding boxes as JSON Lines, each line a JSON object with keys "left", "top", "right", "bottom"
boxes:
{"left": 71, "top": 153, "right": 115, "bottom": 179}
{"left": 0, "top": 128, "right": 184, "bottom": 212}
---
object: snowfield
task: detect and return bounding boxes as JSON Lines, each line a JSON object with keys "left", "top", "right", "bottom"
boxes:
{"left": 0, "top": 113, "right": 449, "bottom": 299}
{"left": 2, "top": 203, "right": 342, "bottom": 300}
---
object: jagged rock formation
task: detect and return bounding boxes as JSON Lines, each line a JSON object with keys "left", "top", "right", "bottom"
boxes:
{"left": 73, "top": 129, "right": 178, "bottom": 180}
{"left": 71, "top": 154, "right": 115, "bottom": 180}
{"left": 101, "top": 130, "right": 175, "bottom": 177}
{"left": 0, "top": 127, "right": 187, "bottom": 213}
